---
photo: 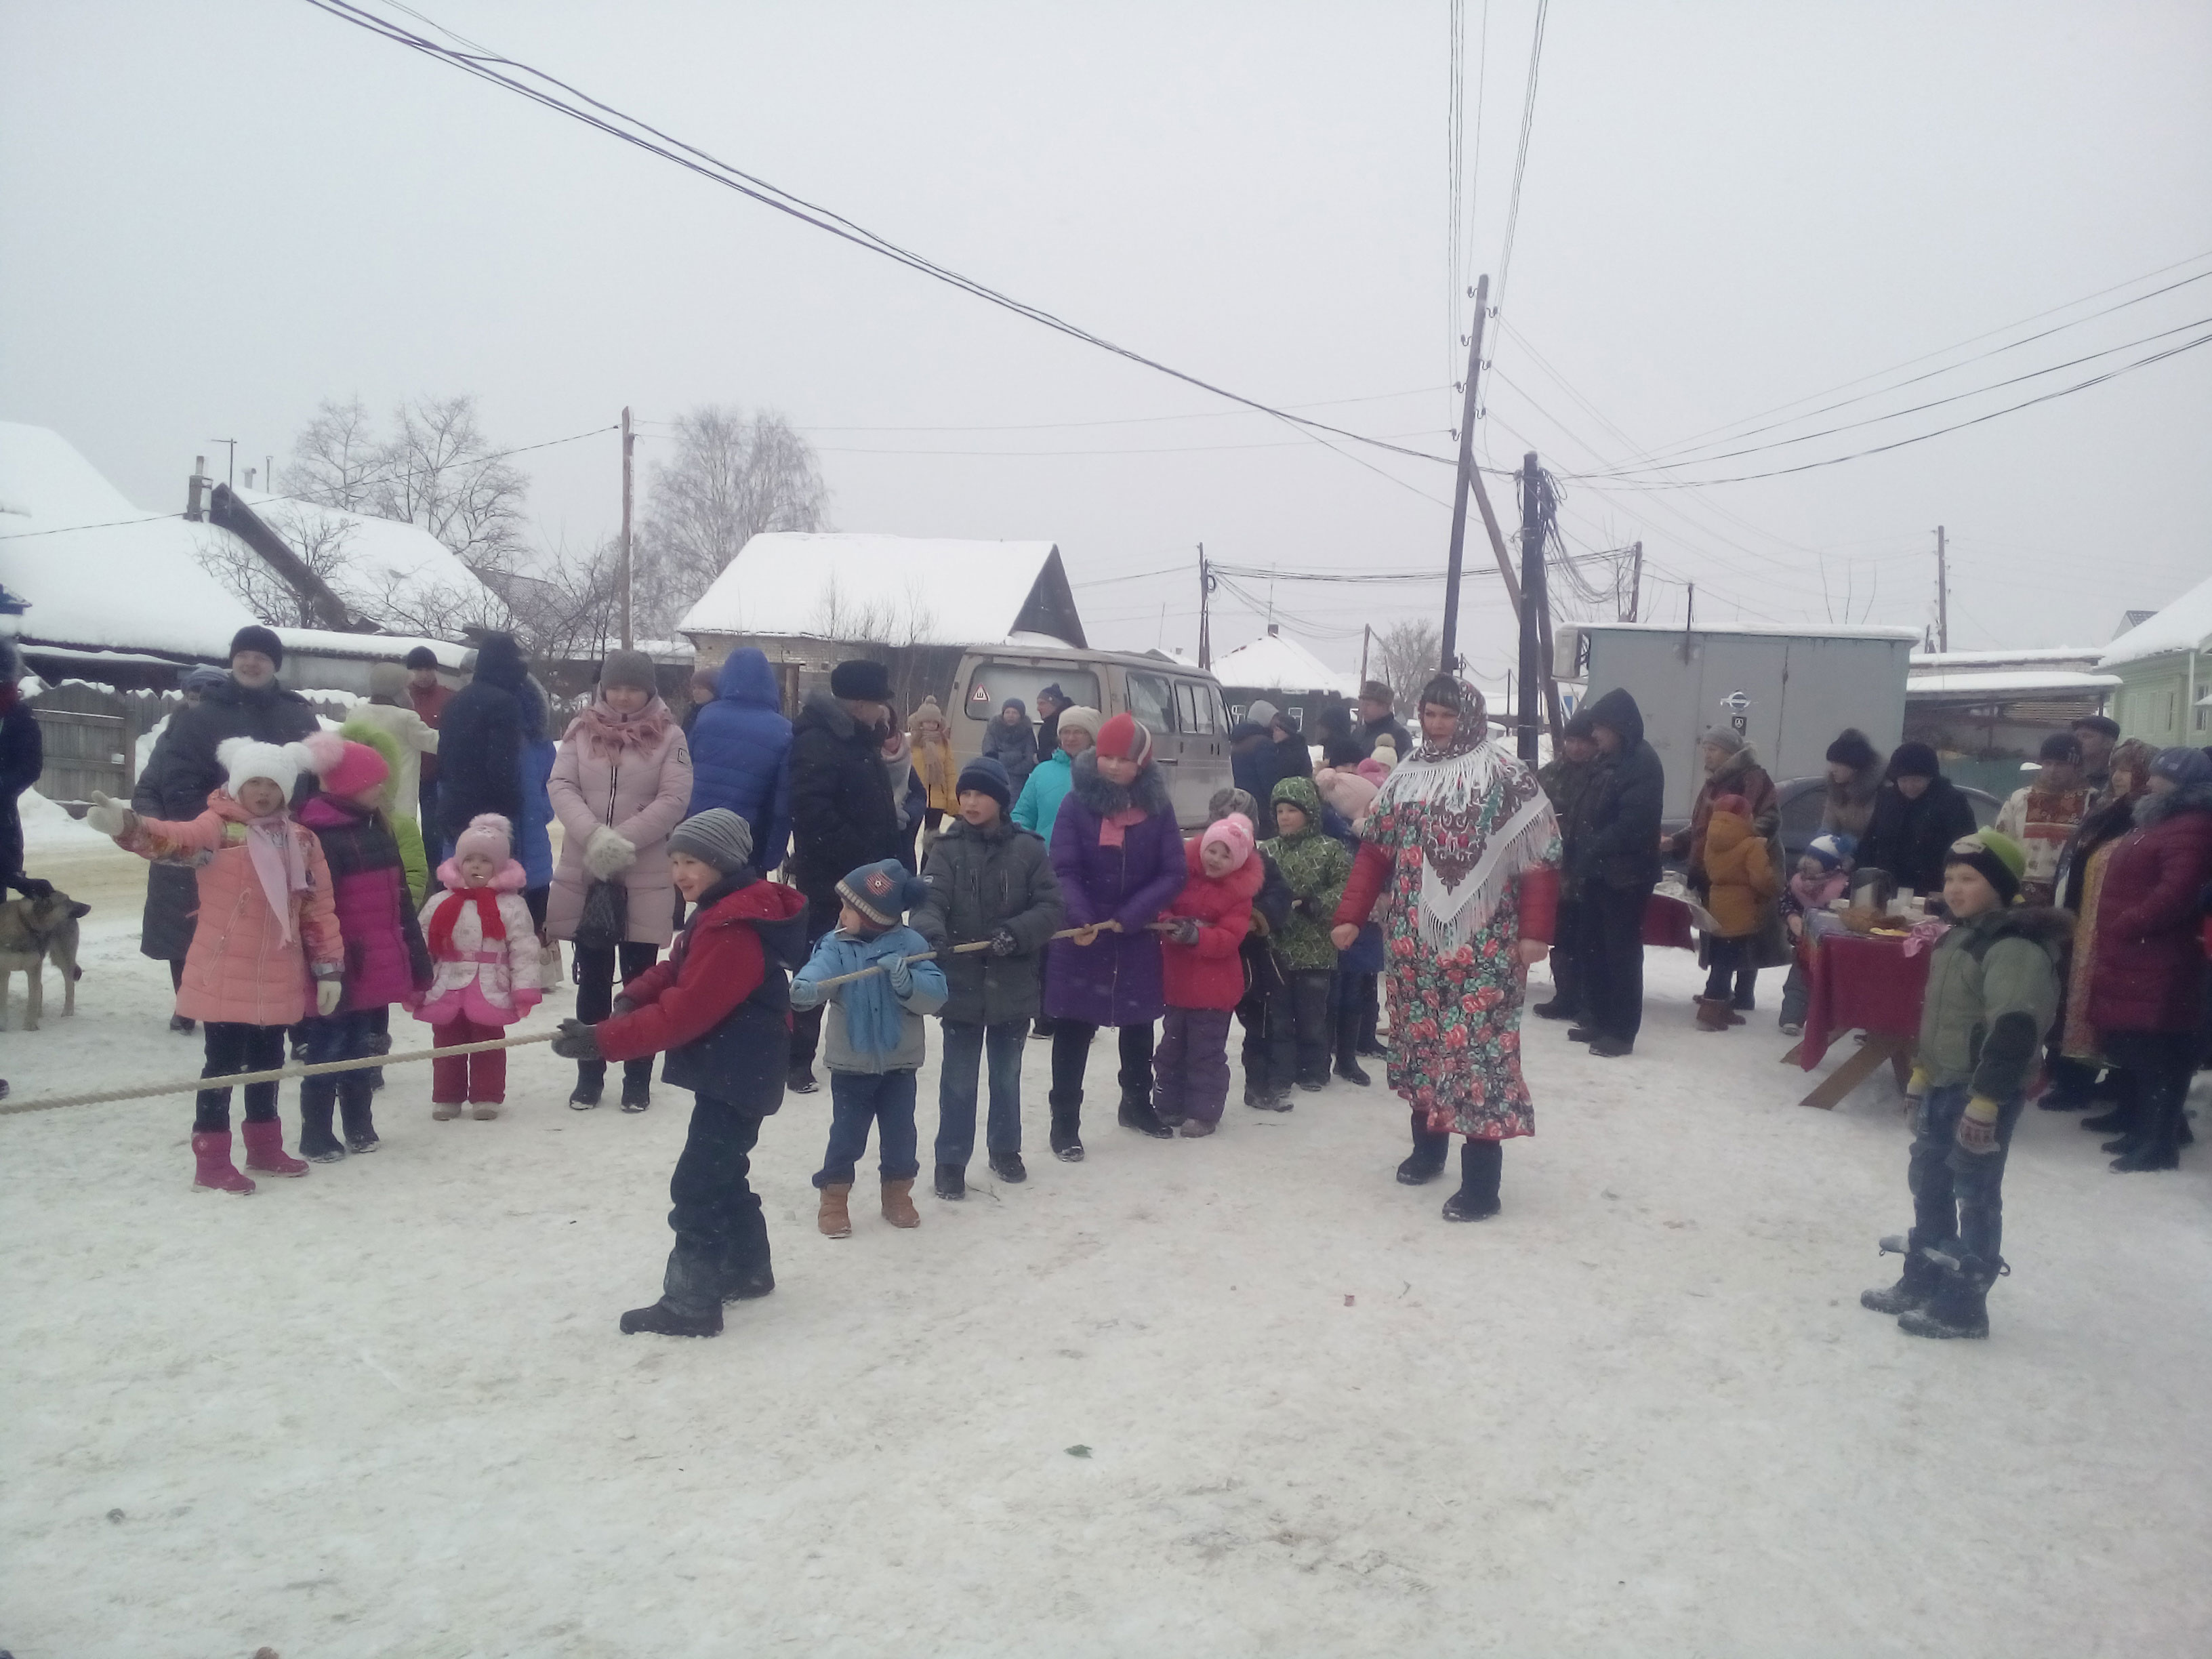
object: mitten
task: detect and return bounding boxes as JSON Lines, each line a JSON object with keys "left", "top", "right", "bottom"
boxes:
{"left": 1954, "top": 1095, "right": 2002, "bottom": 1155}
{"left": 13, "top": 876, "right": 54, "bottom": 899}
{"left": 612, "top": 994, "right": 637, "bottom": 1018}
{"left": 83, "top": 792, "right": 135, "bottom": 838}
{"left": 583, "top": 825, "right": 638, "bottom": 880}
{"left": 788, "top": 975, "right": 823, "bottom": 1011}
{"left": 550, "top": 1019, "right": 602, "bottom": 1062}
{"left": 1904, "top": 1065, "right": 1930, "bottom": 1101}
{"left": 314, "top": 979, "right": 344, "bottom": 1017}
{"left": 886, "top": 956, "right": 916, "bottom": 996}
{"left": 1170, "top": 916, "right": 1202, "bottom": 947}
{"left": 989, "top": 927, "right": 1019, "bottom": 958}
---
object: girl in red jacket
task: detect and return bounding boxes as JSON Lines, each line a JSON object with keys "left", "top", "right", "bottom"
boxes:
{"left": 551, "top": 809, "right": 809, "bottom": 1338}
{"left": 1151, "top": 813, "right": 1264, "bottom": 1138}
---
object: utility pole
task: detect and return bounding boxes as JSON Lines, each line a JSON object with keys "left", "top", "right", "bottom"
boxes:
{"left": 1440, "top": 273, "right": 1496, "bottom": 673}
{"left": 1516, "top": 452, "right": 1548, "bottom": 763}
{"left": 1197, "top": 544, "right": 1211, "bottom": 670}
{"left": 1935, "top": 525, "right": 1948, "bottom": 653}
{"left": 619, "top": 407, "right": 635, "bottom": 650}
{"left": 1626, "top": 541, "right": 1643, "bottom": 623}
{"left": 1357, "top": 623, "right": 1372, "bottom": 693}
{"left": 208, "top": 438, "right": 237, "bottom": 488}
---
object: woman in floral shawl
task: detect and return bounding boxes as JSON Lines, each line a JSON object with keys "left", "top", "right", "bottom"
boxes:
{"left": 1332, "top": 676, "right": 1560, "bottom": 1221}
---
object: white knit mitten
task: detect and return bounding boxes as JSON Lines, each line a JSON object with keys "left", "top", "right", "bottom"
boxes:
{"left": 84, "top": 792, "right": 135, "bottom": 839}
{"left": 583, "top": 825, "right": 637, "bottom": 880}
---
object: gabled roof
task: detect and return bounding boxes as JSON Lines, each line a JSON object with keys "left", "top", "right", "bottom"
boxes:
{"left": 677, "top": 533, "right": 1084, "bottom": 648}
{"left": 230, "top": 487, "right": 500, "bottom": 626}
{"left": 2100, "top": 573, "right": 2212, "bottom": 670}
{"left": 0, "top": 422, "right": 255, "bottom": 660}
{"left": 1210, "top": 631, "right": 1358, "bottom": 695}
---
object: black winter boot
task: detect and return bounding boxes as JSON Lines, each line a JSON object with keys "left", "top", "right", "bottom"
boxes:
{"left": 298, "top": 1078, "right": 345, "bottom": 1162}
{"left": 2110, "top": 1094, "right": 2181, "bottom": 1172}
{"left": 1897, "top": 1255, "right": 1997, "bottom": 1339}
{"left": 1356, "top": 979, "right": 1389, "bottom": 1058}
{"left": 339, "top": 1073, "right": 380, "bottom": 1154}
{"left": 569, "top": 1061, "right": 606, "bottom": 1110}
{"left": 935, "top": 1163, "right": 967, "bottom": 1200}
{"left": 619, "top": 1065, "right": 652, "bottom": 1113}
{"left": 1118, "top": 1090, "right": 1174, "bottom": 1138}
{"left": 1333, "top": 999, "right": 1371, "bottom": 1085}
{"left": 619, "top": 1299, "right": 723, "bottom": 1337}
{"left": 1861, "top": 1231, "right": 1946, "bottom": 1314}
{"left": 720, "top": 1259, "right": 775, "bottom": 1303}
{"left": 1441, "top": 1138, "right": 1502, "bottom": 1222}
{"left": 1049, "top": 1099, "right": 1084, "bottom": 1162}
{"left": 1395, "top": 1110, "right": 1450, "bottom": 1185}
{"left": 988, "top": 1149, "right": 1027, "bottom": 1183}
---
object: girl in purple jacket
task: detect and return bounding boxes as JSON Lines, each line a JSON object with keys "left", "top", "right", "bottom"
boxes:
{"left": 295, "top": 733, "right": 432, "bottom": 1161}
{"left": 1044, "top": 713, "right": 1188, "bottom": 1160}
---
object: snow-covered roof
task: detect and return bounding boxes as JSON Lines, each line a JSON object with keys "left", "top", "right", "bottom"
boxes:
{"left": 1906, "top": 670, "right": 2121, "bottom": 697}
{"left": 1909, "top": 647, "right": 2103, "bottom": 669}
{"left": 0, "top": 422, "right": 256, "bottom": 659}
{"left": 676, "top": 533, "right": 1082, "bottom": 647}
{"left": 2100, "top": 572, "right": 2212, "bottom": 669}
{"left": 231, "top": 488, "right": 499, "bottom": 625}
{"left": 272, "top": 628, "right": 474, "bottom": 670}
{"left": 1210, "top": 631, "right": 1359, "bottom": 695}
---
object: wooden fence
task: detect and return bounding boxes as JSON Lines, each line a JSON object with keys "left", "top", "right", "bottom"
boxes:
{"left": 28, "top": 685, "right": 357, "bottom": 809}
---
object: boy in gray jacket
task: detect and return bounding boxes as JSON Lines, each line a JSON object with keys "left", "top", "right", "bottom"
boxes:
{"left": 791, "top": 859, "right": 947, "bottom": 1238}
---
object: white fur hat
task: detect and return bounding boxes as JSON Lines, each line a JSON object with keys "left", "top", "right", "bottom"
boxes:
{"left": 216, "top": 737, "right": 315, "bottom": 800}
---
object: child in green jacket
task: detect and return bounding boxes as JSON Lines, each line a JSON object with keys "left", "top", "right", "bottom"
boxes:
{"left": 1257, "top": 777, "right": 1351, "bottom": 1099}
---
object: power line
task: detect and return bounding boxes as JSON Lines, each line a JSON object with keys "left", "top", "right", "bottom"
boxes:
{"left": 301, "top": 0, "right": 1457, "bottom": 484}
{"left": 1491, "top": 0, "right": 1549, "bottom": 318}
{"left": 808, "top": 427, "right": 1449, "bottom": 459}
{"left": 788, "top": 384, "right": 1452, "bottom": 435}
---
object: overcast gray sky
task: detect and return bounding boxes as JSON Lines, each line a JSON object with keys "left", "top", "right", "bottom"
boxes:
{"left": 5, "top": 0, "right": 2209, "bottom": 676}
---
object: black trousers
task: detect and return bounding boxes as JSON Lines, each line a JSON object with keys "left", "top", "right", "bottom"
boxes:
{"left": 1578, "top": 881, "right": 1654, "bottom": 1046}
{"left": 1268, "top": 970, "right": 1335, "bottom": 1087}
{"left": 575, "top": 941, "right": 659, "bottom": 1082}
{"left": 194, "top": 1023, "right": 286, "bottom": 1132}
{"left": 2105, "top": 1029, "right": 2197, "bottom": 1149}
{"left": 1049, "top": 1021, "right": 1157, "bottom": 1112}
{"left": 660, "top": 1096, "right": 769, "bottom": 1318}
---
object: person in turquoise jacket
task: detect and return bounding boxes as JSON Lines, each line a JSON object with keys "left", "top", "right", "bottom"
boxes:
{"left": 1011, "top": 705, "right": 1100, "bottom": 836}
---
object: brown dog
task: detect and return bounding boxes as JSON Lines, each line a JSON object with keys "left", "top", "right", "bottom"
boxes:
{"left": 0, "top": 890, "right": 91, "bottom": 1031}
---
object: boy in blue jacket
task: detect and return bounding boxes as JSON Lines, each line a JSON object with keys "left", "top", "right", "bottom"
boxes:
{"left": 791, "top": 859, "right": 948, "bottom": 1238}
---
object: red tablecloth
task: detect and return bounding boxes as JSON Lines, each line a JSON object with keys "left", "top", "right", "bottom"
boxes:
{"left": 1799, "top": 933, "right": 1930, "bottom": 1071}
{"left": 1643, "top": 893, "right": 1696, "bottom": 949}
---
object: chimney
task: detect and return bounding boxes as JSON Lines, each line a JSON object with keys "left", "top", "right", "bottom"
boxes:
{"left": 186, "top": 457, "right": 207, "bottom": 522}
{"left": 243, "top": 466, "right": 258, "bottom": 489}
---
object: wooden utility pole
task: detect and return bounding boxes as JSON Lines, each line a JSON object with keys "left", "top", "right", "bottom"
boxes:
{"left": 1197, "top": 543, "right": 1211, "bottom": 670}
{"left": 1626, "top": 541, "right": 1643, "bottom": 623}
{"left": 619, "top": 407, "right": 635, "bottom": 650}
{"left": 1357, "top": 622, "right": 1372, "bottom": 693}
{"left": 1516, "top": 452, "right": 1548, "bottom": 763}
{"left": 1469, "top": 470, "right": 1522, "bottom": 617}
{"left": 1441, "top": 274, "right": 1500, "bottom": 672}
{"left": 1937, "top": 525, "right": 1950, "bottom": 651}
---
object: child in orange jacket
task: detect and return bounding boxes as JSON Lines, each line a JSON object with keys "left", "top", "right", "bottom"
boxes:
{"left": 1696, "top": 794, "right": 1778, "bottom": 1031}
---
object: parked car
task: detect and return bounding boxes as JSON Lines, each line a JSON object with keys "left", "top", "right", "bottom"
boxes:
{"left": 1774, "top": 775, "right": 1999, "bottom": 864}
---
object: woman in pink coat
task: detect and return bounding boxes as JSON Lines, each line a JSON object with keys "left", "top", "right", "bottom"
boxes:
{"left": 546, "top": 648, "right": 694, "bottom": 1111}
{"left": 87, "top": 737, "right": 343, "bottom": 1195}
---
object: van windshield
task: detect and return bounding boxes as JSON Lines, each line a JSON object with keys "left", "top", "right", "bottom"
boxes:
{"left": 960, "top": 663, "right": 1100, "bottom": 720}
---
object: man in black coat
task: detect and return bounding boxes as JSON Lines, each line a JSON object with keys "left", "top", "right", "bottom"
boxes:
{"left": 783, "top": 659, "right": 905, "bottom": 1090}
{"left": 1570, "top": 687, "right": 1665, "bottom": 1057}
{"left": 0, "top": 638, "right": 43, "bottom": 895}
{"left": 1858, "top": 741, "right": 1979, "bottom": 903}
{"left": 434, "top": 632, "right": 544, "bottom": 855}
{"left": 1353, "top": 680, "right": 1413, "bottom": 760}
{"left": 133, "top": 626, "right": 321, "bottom": 1030}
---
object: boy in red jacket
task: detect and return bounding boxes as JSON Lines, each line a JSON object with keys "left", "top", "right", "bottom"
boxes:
{"left": 1152, "top": 813, "right": 1263, "bottom": 1137}
{"left": 554, "top": 809, "right": 808, "bottom": 1337}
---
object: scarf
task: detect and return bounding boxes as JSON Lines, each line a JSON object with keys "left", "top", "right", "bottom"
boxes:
{"left": 1099, "top": 806, "right": 1147, "bottom": 848}
{"left": 572, "top": 697, "right": 672, "bottom": 758}
{"left": 428, "top": 885, "right": 508, "bottom": 958}
{"left": 242, "top": 813, "right": 310, "bottom": 945}
{"left": 1367, "top": 731, "right": 1559, "bottom": 952}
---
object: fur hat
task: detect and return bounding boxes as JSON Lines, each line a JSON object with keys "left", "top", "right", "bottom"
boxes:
{"left": 453, "top": 813, "right": 514, "bottom": 865}
{"left": 668, "top": 808, "right": 756, "bottom": 874}
{"left": 1056, "top": 705, "right": 1102, "bottom": 742}
{"left": 830, "top": 659, "right": 891, "bottom": 702}
{"left": 369, "top": 661, "right": 408, "bottom": 701}
{"left": 303, "top": 729, "right": 390, "bottom": 800}
{"left": 598, "top": 648, "right": 657, "bottom": 696}
{"left": 216, "top": 736, "right": 315, "bottom": 800}
{"left": 1888, "top": 741, "right": 1942, "bottom": 781}
{"left": 1806, "top": 833, "right": 1856, "bottom": 871}
{"left": 1095, "top": 712, "right": 1153, "bottom": 766}
{"left": 1945, "top": 829, "right": 2025, "bottom": 907}
{"left": 1200, "top": 813, "right": 1254, "bottom": 870}
{"left": 1825, "top": 728, "right": 1879, "bottom": 770}
{"left": 228, "top": 624, "right": 284, "bottom": 670}
{"left": 837, "top": 857, "right": 929, "bottom": 928}
{"left": 956, "top": 755, "right": 1013, "bottom": 811}
{"left": 403, "top": 645, "right": 441, "bottom": 670}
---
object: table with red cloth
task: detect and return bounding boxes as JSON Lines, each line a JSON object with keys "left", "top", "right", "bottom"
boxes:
{"left": 1784, "top": 930, "right": 1931, "bottom": 1109}
{"left": 1643, "top": 893, "right": 1696, "bottom": 949}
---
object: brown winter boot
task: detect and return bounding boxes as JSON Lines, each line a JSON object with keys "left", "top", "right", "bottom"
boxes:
{"left": 1694, "top": 998, "right": 1733, "bottom": 1031}
{"left": 881, "top": 1179, "right": 921, "bottom": 1229}
{"left": 817, "top": 1183, "right": 853, "bottom": 1239}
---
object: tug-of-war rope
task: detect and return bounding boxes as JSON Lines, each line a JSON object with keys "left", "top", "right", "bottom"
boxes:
{"left": 1, "top": 926, "right": 1124, "bottom": 1117}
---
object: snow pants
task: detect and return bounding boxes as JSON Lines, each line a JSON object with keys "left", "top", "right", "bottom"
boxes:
{"left": 194, "top": 1022, "right": 287, "bottom": 1132}
{"left": 815, "top": 1068, "right": 920, "bottom": 1188}
{"left": 1909, "top": 1084, "right": 2026, "bottom": 1268}
{"left": 661, "top": 1094, "right": 769, "bottom": 1319}
{"left": 430, "top": 1014, "right": 508, "bottom": 1105}
{"left": 1268, "top": 970, "right": 1334, "bottom": 1090}
{"left": 1154, "top": 1006, "right": 1233, "bottom": 1125}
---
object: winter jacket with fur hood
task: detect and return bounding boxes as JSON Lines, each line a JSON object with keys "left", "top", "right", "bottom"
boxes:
{"left": 412, "top": 856, "right": 543, "bottom": 1027}
{"left": 1160, "top": 835, "right": 1264, "bottom": 1010}
{"left": 787, "top": 687, "right": 905, "bottom": 899}
{"left": 684, "top": 648, "right": 794, "bottom": 874}
{"left": 546, "top": 695, "right": 694, "bottom": 947}
{"left": 119, "top": 791, "right": 343, "bottom": 1027}
{"left": 914, "top": 813, "right": 1065, "bottom": 1025}
{"left": 1917, "top": 903, "right": 2068, "bottom": 1100}
{"left": 1044, "top": 750, "right": 1187, "bottom": 1027}
{"left": 2085, "top": 784, "right": 2212, "bottom": 1034}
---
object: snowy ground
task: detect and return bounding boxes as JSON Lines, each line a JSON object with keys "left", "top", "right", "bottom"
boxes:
{"left": 3, "top": 817, "right": 2209, "bottom": 1658}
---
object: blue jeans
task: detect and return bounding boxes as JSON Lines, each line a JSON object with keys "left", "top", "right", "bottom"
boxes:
{"left": 936, "top": 1021, "right": 1026, "bottom": 1168}
{"left": 814, "top": 1069, "right": 921, "bottom": 1188}
{"left": 1909, "top": 1084, "right": 2026, "bottom": 1267}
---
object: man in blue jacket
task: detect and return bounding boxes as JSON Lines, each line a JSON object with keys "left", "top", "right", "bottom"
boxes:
{"left": 686, "top": 648, "right": 794, "bottom": 874}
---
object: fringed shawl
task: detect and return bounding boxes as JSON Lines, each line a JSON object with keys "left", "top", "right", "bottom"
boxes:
{"left": 1365, "top": 731, "right": 1560, "bottom": 953}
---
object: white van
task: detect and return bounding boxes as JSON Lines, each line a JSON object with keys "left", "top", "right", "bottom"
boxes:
{"left": 947, "top": 644, "right": 1233, "bottom": 830}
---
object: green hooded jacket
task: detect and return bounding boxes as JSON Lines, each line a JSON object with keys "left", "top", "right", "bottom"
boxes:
{"left": 1917, "top": 904, "right": 2070, "bottom": 1099}
{"left": 1260, "top": 775, "right": 1351, "bottom": 971}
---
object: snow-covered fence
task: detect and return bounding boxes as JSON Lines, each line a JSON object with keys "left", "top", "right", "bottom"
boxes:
{"left": 29, "top": 683, "right": 359, "bottom": 810}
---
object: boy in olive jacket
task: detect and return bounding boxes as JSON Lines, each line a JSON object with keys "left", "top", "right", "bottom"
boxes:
{"left": 1260, "top": 777, "right": 1352, "bottom": 1095}
{"left": 1862, "top": 829, "right": 2066, "bottom": 1340}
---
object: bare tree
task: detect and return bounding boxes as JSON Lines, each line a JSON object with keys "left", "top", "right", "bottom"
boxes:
{"left": 192, "top": 516, "right": 359, "bottom": 629}
{"left": 287, "top": 394, "right": 529, "bottom": 573}
{"left": 636, "top": 405, "right": 828, "bottom": 635}
{"left": 1376, "top": 619, "right": 1443, "bottom": 713}
{"left": 288, "top": 397, "right": 390, "bottom": 513}
{"left": 491, "top": 537, "right": 626, "bottom": 666}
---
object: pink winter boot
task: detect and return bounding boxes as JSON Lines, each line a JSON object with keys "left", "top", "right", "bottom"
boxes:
{"left": 241, "top": 1119, "right": 308, "bottom": 1178}
{"left": 192, "top": 1131, "right": 258, "bottom": 1195}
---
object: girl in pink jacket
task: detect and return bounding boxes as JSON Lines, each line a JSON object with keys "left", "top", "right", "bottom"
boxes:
{"left": 87, "top": 737, "right": 344, "bottom": 1195}
{"left": 412, "top": 813, "right": 542, "bottom": 1120}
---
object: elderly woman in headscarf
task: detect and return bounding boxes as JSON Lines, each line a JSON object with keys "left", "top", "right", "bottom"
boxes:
{"left": 1330, "top": 676, "right": 1560, "bottom": 1223}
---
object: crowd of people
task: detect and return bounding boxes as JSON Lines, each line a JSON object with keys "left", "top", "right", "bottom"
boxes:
{"left": 6, "top": 626, "right": 2208, "bottom": 1347}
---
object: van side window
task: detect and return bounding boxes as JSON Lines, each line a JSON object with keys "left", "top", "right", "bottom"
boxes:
{"left": 1125, "top": 672, "right": 1176, "bottom": 732}
{"left": 1175, "top": 680, "right": 1212, "bottom": 735}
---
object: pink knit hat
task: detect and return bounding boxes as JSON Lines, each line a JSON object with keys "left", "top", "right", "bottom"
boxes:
{"left": 303, "top": 730, "right": 390, "bottom": 800}
{"left": 453, "top": 813, "right": 514, "bottom": 865}
{"left": 1199, "top": 812, "right": 1254, "bottom": 870}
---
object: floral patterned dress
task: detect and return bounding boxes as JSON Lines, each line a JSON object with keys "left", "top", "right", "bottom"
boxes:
{"left": 1351, "top": 733, "right": 1561, "bottom": 1140}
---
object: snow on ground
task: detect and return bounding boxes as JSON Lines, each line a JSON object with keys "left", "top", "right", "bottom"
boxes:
{"left": 3, "top": 840, "right": 2209, "bottom": 1657}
